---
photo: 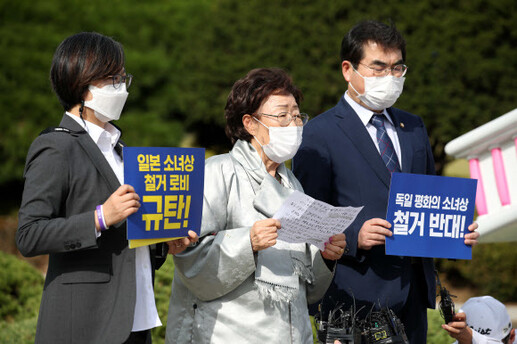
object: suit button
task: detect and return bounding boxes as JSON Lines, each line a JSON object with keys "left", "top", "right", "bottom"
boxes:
{"left": 64, "top": 244, "right": 70, "bottom": 250}
{"left": 69, "top": 244, "right": 76, "bottom": 249}
{"left": 76, "top": 242, "right": 81, "bottom": 248}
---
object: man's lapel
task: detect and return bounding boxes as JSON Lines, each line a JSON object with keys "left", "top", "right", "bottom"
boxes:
{"left": 333, "top": 98, "right": 391, "bottom": 188}
{"left": 59, "top": 115, "right": 122, "bottom": 193}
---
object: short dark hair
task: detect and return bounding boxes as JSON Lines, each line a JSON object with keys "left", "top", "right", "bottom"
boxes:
{"left": 340, "top": 20, "right": 406, "bottom": 66}
{"left": 224, "top": 68, "right": 303, "bottom": 144}
{"left": 50, "top": 32, "right": 125, "bottom": 111}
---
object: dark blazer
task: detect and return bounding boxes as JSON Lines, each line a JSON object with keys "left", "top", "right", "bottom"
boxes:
{"left": 17, "top": 115, "right": 165, "bottom": 344}
{"left": 293, "top": 97, "right": 436, "bottom": 315}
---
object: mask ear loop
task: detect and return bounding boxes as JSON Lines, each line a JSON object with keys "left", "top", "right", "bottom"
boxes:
{"left": 79, "top": 100, "right": 89, "bottom": 132}
{"left": 250, "top": 117, "right": 270, "bottom": 172}
{"left": 252, "top": 135, "right": 270, "bottom": 173}
{"left": 348, "top": 66, "right": 366, "bottom": 97}
{"left": 253, "top": 123, "right": 287, "bottom": 184}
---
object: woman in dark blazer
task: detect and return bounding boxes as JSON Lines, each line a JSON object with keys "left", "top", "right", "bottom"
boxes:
{"left": 16, "top": 32, "right": 196, "bottom": 344}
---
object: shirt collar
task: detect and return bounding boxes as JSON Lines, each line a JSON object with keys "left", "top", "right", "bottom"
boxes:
{"left": 343, "top": 92, "right": 394, "bottom": 127}
{"left": 65, "top": 112, "right": 121, "bottom": 147}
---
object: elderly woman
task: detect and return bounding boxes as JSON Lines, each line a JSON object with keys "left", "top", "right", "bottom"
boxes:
{"left": 165, "top": 68, "right": 346, "bottom": 343}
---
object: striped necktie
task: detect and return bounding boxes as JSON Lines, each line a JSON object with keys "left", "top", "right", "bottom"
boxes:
{"left": 370, "top": 114, "right": 401, "bottom": 173}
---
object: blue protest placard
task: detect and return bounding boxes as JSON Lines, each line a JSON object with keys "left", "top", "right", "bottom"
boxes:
{"left": 385, "top": 172, "right": 477, "bottom": 260}
{"left": 123, "top": 147, "right": 205, "bottom": 242}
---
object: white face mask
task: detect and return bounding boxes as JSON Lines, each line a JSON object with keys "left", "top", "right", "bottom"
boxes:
{"left": 349, "top": 68, "right": 405, "bottom": 111}
{"left": 84, "top": 83, "right": 129, "bottom": 122}
{"left": 253, "top": 118, "right": 303, "bottom": 163}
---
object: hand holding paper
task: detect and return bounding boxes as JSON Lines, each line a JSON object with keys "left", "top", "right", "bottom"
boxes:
{"left": 321, "top": 233, "right": 347, "bottom": 260}
{"left": 273, "top": 190, "right": 363, "bottom": 251}
{"left": 250, "top": 218, "right": 281, "bottom": 252}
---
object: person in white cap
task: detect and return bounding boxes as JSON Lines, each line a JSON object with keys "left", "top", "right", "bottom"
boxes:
{"left": 442, "top": 295, "right": 515, "bottom": 344}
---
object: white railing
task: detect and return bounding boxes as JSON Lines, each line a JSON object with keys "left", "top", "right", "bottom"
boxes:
{"left": 444, "top": 108, "right": 517, "bottom": 243}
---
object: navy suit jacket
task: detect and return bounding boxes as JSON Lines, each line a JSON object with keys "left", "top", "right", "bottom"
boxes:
{"left": 293, "top": 97, "right": 436, "bottom": 314}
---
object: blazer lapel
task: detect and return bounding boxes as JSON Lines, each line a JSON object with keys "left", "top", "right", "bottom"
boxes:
{"left": 59, "top": 115, "right": 122, "bottom": 192}
{"left": 333, "top": 98, "right": 391, "bottom": 188}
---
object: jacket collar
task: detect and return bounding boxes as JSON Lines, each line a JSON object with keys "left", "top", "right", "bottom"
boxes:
{"left": 59, "top": 114, "right": 122, "bottom": 192}
{"left": 230, "top": 140, "right": 297, "bottom": 217}
{"left": 333, "top": 97, "right": 392, "bottom": 188}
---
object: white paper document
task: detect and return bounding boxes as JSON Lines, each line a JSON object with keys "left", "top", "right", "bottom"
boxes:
{"left": 273, "top": 190, "right": 363, "bottom": 251}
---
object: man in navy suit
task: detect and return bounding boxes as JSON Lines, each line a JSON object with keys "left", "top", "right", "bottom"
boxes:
{"left": 293, "top": 20, "right": 479, "bottom": 343}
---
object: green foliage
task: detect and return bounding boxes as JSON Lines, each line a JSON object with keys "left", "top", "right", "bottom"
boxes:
{"left": 2, "top": 0, "right": 517, "bottom": 185}
{"left": 436, "top": 242, "right": 517, "bottom": 301}
{"left": 310, "top": 316, "right": 318, "bottom": 343}
{"left": 164, "top": 0, "right": 517, "bottom": 173}
{"left": 0, "top": 317, "right": 38, "bottom": 344}
{"left": 427, "top": 308, "right": 452, "bottom": 344}
{"left": 396, "top": 0, "right": 517, "bottom": 172}
{"left": 0, "top": 252, "right": 43, "bottom": 323}
{"left": 0, "top": 251, "right": 174, "bottom": 344}
{"left": 0, "top": 0, "right": 208, "bottom": 185}
{"left": 151, "top": 256, "right": 175, "bottom": 344}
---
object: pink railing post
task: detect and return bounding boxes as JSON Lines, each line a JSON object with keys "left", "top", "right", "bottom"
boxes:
{"left": 469, "top": 158, "right": 488, "bottom": 215}
{"left": 491, "top": 147, "right": 511, "bottom": 206}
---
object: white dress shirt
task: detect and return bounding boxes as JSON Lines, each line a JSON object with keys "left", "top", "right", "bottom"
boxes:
{"left": 344, "top": 92, "right": 403, "bottom": 170}
{"left": 66, "top": 112, "right": 161, "bottom": 331}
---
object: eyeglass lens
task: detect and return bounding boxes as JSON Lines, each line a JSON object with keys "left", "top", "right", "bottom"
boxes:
{"left": 278, "top": 113, "right": 308, "bottom": 126}
{"left": 112, "top": 74, "right": 132, "bottom": 89}
{"left": 359, "top": 63, "right": 407, "bottom": 77}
